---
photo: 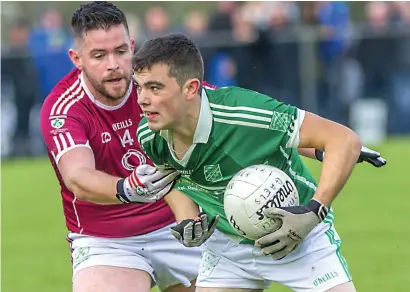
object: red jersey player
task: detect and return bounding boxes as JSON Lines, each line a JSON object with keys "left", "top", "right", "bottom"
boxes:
{"left": 40, "top": 2, "right": 201, "bottom": 292}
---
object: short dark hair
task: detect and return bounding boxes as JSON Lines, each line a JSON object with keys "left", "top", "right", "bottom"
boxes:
{"left": 132, "top": 33, "right": 204, "bottom": 88}
{"left": 71, "top": 1, "right": 129, "bottom": 39}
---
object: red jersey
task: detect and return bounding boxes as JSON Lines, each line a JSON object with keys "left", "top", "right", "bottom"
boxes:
{"left": 40, "top": 69, "right": 175, "bottom": 238}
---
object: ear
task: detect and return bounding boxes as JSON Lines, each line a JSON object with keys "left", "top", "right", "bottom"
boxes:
{"left": 184, "top": 78, "right": 201, "bottom": 101}
{"left": 68, "top": 48, "right": 82, "bottom": 70}
{"left": 130, "top": 38, "right": 135, "bottom": 54}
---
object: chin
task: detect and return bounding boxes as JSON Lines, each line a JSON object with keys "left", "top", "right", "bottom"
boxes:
{"left": 147, "top": 121, "right": 164, "bottom": 132}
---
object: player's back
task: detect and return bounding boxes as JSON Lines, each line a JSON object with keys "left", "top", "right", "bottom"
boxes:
{"left": 40, "top": 68, "right": 175, "bottom": 238}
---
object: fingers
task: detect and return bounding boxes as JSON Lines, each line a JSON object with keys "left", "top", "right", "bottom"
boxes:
{"left": 270, "top": 243, "right": 299, "bottom": 260}
{"left": 255, "top": 229, "right": 284, "bottom": 249}
{"left": 361, "top": 146, "right": 380, "bottom": 157}
{"left": 170, "top": 228, "right": 182, "bottom": 241}
{"left": 207, "top": 215, "right": 219, "bottom": 237}
{"left": 193, "top": 220, "right": 205, "bottom": 243}
{"left": 260, "top": 239, "right": 286, "bottom": 256}
{"left": 149, "top": 171, "right": 179, "bottom": 192}
{"left": 136, "top": 164, "right": 157, "bottom": 175}
{"left": 262, "top": 207, "right": 287, "bottom": 221}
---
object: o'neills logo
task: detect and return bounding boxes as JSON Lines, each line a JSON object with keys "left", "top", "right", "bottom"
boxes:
{"left": 255, "top": 180, "right": 295, "bottom": 220}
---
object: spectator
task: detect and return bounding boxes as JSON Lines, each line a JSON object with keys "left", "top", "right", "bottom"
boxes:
{"left": 355, "top": 1, "right": 397, "bottom": 100}
{"left": 267, "top": 2, "right": 301, "bottom": 106}
{"left": 28, "top": 8, "right": 73, "bottom": 101}
{"left": 183, "top": 10, "right": 208, "bottom": 38}
{"left": 126, "top": 13, "right": 143, "bottom": 51}
{"left": 208, "top": 1, "right": 236, "bottom": 32}
{"left": 389, "top": 1, "right": 410, "bottom": 133}
{"left": 1, "top": 19, "right": 39, "bottom": 157}
{"left": 314, "top": 1, "right": 352, "bottom": 124}
{"left": 143, "top": 6, "right": 170, "bottom": 39}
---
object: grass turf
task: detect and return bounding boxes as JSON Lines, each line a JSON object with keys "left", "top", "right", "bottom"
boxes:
{"left": 2, "top": 137, "right": 409, "bottom": 291}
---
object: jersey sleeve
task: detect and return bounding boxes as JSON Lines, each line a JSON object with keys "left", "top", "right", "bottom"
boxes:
{"left": 136, "top": 118, "right": 164, "bottom": 167}
{"left": 40, "top": 95, "right": 92, "bottom": 164}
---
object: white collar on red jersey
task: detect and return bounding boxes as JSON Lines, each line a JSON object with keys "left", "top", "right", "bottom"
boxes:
{"left": 80, "top": 72, "right": 133, "bottom": 111}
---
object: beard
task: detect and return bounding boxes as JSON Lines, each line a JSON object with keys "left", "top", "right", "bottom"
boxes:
{"left": 83, "top": 69, "right": 131, "bottom": 101}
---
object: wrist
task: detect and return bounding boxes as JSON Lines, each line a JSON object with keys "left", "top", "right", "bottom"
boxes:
{"left": 307, "top": 199, "right": 328, "bottom": 221}
{"left": 116, "top": 178, "right": 131, "bottom": 204}
{"left": 315, "top": 149, "right": 324, "bottom": 161}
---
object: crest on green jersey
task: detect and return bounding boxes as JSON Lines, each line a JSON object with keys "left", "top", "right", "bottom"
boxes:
{"left": 204, "top": 164, "right": 223, "bottom": 182}
{"left": 270, "top": 112, "right": 291, "bottom": 132}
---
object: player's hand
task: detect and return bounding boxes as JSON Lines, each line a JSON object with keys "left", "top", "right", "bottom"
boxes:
{"left": 170, "top": 213, "right": 219, "bottom": 247}
{"left": 116, "top": 164, "right": 179, "bottom": 203}
{"left": 315, "top": 145, "right": 387, "bottom": 168}
{"left": 255, "top": 199, "right": 328, "bottom": 260}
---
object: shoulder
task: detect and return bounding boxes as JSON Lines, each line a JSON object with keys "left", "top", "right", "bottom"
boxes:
{"left": 206, "top": 86, "right": 286, "bottom": 124}
{"left": 207, "top": 86, "right": 302, "bottom": 133}
{"left": 137, "top": 118, "right": 162, "bottom": 148}
{"left": 136, "top": 118, "right": 166, "bottom": 161}
{"left": 41, "top": 69, "right": 85, "bottom": 118}
{"left": 205, "top": 86, "right": 283, "bottom": 110}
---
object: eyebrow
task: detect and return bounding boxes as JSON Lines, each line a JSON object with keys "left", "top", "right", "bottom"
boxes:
{"left": 137, "top": 80, "right": 165, "bottom": 88}
{"left": 89, "top": 43, "right": 129, "bottom": 54}
{"left": 145, "top": 81, "right": 165, "bottom": 88}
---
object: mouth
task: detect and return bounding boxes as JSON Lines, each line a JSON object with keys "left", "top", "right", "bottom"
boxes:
{"left": 143, "top": 111, "right": 159, "bottom": 120}
{"left": 105, "top": 77, "right": 123, "bottom": 84}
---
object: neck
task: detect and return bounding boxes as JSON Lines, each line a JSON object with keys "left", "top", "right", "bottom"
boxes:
{"left": 172, "top": 94, "right": 201, "bottom": 146}
{"left": 82, "top": 73, "right": 125, "bottom": 107}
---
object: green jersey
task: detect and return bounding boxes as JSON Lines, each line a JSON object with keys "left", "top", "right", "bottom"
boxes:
{"left": 137, "top": 86, "right": 318, "bottom": 242}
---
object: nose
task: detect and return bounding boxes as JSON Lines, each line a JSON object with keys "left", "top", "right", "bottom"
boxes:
{"left": 137, "top": 88, "right": 150, "bottom": 106}
{"left": 107, "top": 54, "right": 119, "bottom": 71}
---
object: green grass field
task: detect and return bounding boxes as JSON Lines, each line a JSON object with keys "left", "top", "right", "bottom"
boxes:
{"left": 2, "top": 137, "right": 409, "bottom": 292}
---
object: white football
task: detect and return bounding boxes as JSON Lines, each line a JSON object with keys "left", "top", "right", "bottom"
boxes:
{"left": 224, "top": 164, "right": 299, "bottom": 240}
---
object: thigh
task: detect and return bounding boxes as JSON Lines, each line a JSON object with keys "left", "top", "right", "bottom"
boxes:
{"left": 326, "top": 282, "right": 356, "bottom": 292}
{"left": 256, "top": 222, "right": 353, "bottom": 292}
{"left": 67, "top": 233, "right": 155, "bottom": 285}
{"left": 147, "top": 223, "right": 202, "bottom": 291}
{"left": 163, "top": 280, "right": 196, "bottom": 292}
{"left": 73, "top": 266, "right": 151, "bottom": 292}
{"left": 196, "top": 230, "right": 271, "bottom": 290}
{"left": 197, "top": 288, "right": 262, "bottom": 292}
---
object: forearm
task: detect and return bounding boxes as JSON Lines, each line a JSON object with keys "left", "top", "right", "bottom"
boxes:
{"left": 313, "top": 131, "right": 361, "bottom": 207}
{"left": 165, "top": 190, "right": 200, "bottom": 223}
{"left": 66, "top": 168, "right": 122, "bottom": 204}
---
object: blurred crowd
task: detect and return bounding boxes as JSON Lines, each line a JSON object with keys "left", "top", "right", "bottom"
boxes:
{"left": 2, "top": 1, "right": 410, "bottom": 158}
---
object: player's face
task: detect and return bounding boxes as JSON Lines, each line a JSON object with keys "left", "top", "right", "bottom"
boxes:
{"left": 134, "top": 63, "right": 190, "bottom": 132}
{"left": 70, "top": 24, "right": 134, "bottom": 103}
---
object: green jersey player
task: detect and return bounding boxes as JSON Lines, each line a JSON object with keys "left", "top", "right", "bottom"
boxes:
{"left": 133, "top": 34, "right": 385, "bottom": 292}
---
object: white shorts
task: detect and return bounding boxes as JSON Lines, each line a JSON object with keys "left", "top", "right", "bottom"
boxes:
{"left": 67, "top": 223, "right": 202, "bottom": 291}
{"left": 197, "top": 219, "right": 352, "bottom": 292}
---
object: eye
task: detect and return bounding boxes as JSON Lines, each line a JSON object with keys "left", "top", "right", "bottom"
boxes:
{"left": 135, "top": 84, "right": 142, "bottom": 93}
{"left": 94, "top": 54, "right": 104, "bottom": 60}
{"left": 151, "top": 86, "right": 160, "bottom": 92}
{"left": 117, "top": 49, "right": 127, "bottom": 55}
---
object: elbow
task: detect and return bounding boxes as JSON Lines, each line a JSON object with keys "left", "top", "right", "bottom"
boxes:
{"left": 64, "top": 172, "right": 89, "bottom": 201}
{"left": 346, "top": 129, "right": 362, "bottom": 161}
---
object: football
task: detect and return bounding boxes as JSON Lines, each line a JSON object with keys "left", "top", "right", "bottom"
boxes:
{"left": 224, "top": 164, "right": 299, "bottom": 240}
